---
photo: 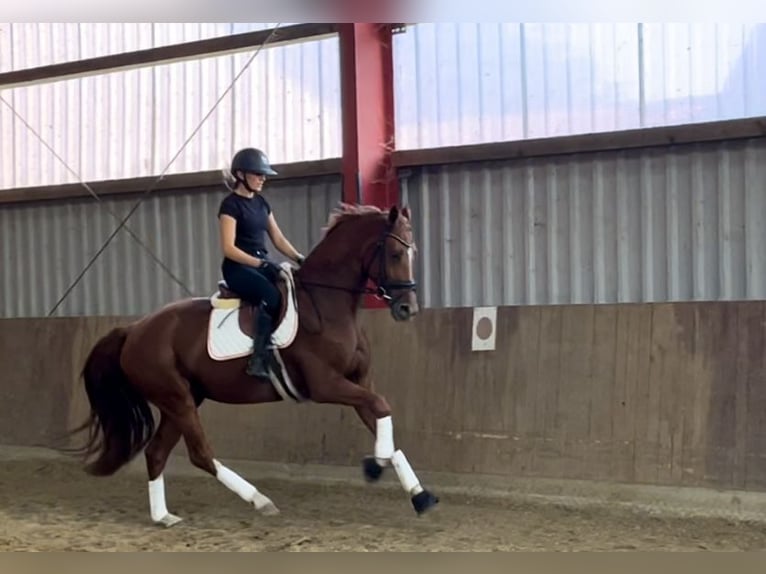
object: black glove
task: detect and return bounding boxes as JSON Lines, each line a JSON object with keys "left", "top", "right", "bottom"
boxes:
{"left": 257, "top": 261, "right": 280, "bottom": 283}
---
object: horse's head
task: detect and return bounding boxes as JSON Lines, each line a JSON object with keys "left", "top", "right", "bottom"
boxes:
{"left": 369, "top": 205, "right": 419, "bottom": 322}
{"left": 306, "top": 203, "right": 420, "bottom": 322}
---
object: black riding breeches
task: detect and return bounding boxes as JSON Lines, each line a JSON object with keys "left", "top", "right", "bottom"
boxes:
{"left": 221, "top": 259, "right": 281, "bottom": 312}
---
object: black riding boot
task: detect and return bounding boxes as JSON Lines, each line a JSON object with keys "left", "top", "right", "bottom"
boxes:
{"left": 246, "top": 302, "right": 274, "bottom": 378}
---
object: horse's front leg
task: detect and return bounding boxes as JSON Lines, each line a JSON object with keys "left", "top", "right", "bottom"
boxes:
{"left": 349, "top": 376, "right": 391, "bottom": 483}
{"left": 346, "top": 339, "right": 393, "bottom": 482}
{"left": 311, "top": 369, "right": 439, "bottom": 515}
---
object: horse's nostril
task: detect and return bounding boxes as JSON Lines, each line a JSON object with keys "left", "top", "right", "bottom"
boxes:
{"left": 400, "top": 304, "right": 410, "bottom": 314}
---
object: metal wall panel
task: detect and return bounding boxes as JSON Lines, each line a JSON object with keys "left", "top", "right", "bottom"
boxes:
{"left": 393, "top": 23, "right": 766, "bottom": 149}
{"left": 0, "top": 175, "right": 342, "bottom": 317}
{"left": 0, "top": 25, "right": 341, "bottom": 190}
{"left": 402, "top": 138, "right": 766, "bottom": 308}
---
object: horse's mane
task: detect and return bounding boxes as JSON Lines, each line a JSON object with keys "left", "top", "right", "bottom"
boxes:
{"left": 322, "top": 203, "right": 388, "bottom": 236}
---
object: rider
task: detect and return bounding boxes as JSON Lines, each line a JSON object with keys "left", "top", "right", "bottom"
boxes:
{"left": 217, "top": 147, "right": 305, "bottom": 378}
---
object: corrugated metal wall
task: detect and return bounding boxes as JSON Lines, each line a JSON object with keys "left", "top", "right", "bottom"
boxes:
{"left": 0, "top": 175, "right": 342, "bottom": 317}
{"left": 0, "top": 24, "right": 341, "bottom": 190}
{"left": 393, "top": 23, "right": 766, "bottom": 149}
{"left": 403, "top": 137, "right": 766, "bottom": 308}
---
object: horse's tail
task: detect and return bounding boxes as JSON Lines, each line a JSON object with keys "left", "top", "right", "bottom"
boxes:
{"left": 67, "top": 325, "right": 156, "bottom": 476}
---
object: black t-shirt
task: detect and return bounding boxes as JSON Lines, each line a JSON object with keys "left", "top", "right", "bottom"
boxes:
{"left": 217, "top": 192, "right": 272, "bottom": 259}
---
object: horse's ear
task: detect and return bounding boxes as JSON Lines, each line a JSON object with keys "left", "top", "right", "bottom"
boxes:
{"left": 401, "top": 205, "right": 411, "bottom": 220}
{"left": 388, "top": 205, "right": 399, "bottom": 225}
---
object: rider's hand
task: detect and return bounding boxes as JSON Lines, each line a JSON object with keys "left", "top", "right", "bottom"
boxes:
{"left": 257, "top": 260, "right": 280, "bottom": 283}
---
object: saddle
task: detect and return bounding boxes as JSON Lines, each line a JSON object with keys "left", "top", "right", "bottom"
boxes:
{"left": 206, "top": 263, "right": 304, "bottom": 401}
{"left": 208, "top": 262, "right": 299, "bottom": 350}
{"left": 215, "top": 280, "right": 280, "bottom": 339}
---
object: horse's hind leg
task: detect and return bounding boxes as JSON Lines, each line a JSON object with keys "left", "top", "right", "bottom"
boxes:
{"left": 160, "top": 389, "right": 280, "bottom": 517}
{"left": 145, "top": 413, "right": 183, "bottom": 527}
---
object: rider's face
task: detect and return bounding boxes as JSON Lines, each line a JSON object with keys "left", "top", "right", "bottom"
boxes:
{"left": 244, "top": 172, "right": 266, "bottom": 191}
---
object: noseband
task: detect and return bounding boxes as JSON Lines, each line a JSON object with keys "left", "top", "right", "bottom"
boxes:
{"left": 365, "top": 230, "right": 417, "bottom": 304}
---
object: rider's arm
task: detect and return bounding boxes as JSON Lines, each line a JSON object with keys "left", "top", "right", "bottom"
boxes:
{"left": 267, "top": 213, "right": 304, "bottom": 263}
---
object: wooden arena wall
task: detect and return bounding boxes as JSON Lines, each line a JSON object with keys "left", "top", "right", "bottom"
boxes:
{"left": 1, "top": 301, "right": 764, "bottom": 492}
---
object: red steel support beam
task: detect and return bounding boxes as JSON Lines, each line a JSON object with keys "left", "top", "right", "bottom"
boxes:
{"left": 338, "top": 23, "right": 399, "bottom": 209}
{"left": 339, "top": 23, "right": 399, "bottom": 309}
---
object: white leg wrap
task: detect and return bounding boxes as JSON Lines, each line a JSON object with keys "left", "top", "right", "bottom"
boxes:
{"left": 374, "top": 415, "right": 394, "bottom": 464}
{"left": 213, "top": 459, "right": 278, "bottom": 514}
{"left": 148, "top": 474, "right": 182, "bottom": 527}
{"left": 148, "top": 474, "right": 169, "bottom": 522}
{"left": 391, "top": 449, "right": 424, "bottom": 495}
{"left": 214, "top": 459, "right": 256, "bottom": 501}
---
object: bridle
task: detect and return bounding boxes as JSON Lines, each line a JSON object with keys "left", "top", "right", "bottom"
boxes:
{"left": 365, "top": 231, "right": 417, "bottom": 304}
{"left": 296, "top": 226, "right": 418, "bottom": 306}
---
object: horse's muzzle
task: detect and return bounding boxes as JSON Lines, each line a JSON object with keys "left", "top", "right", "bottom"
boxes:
{"left": 391, "top": 299, "right": 418, "bottom": 322}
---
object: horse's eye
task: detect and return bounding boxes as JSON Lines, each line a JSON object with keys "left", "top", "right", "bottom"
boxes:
{"left": 392, "top": 253, "right": 402, "bottom": 262}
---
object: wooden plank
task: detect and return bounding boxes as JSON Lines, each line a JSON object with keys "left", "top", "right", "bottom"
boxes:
{"left": 501, "top": 305, "right": 542, "bottom": 476}
{"left": 679, "top": 304, "right": 700, "bottom": 486}
{"left": 610, "top": 304, "right": 650, "bottom": 484}
{"left": 555, "top": 305, "right": 595, "bottom": 480}
{"left": 669, "top": 305, "right": 696, "bottom": 485}
{"left": 393, "top": 117, "right": 766, "bottom": 168}
{"left": 0, "top": 158, "right": 342, "bottom": 206}
{"left": 741, "top": 303, "right": 766, "bottom": 490}
{"left": 0, "top": 24, "right": 337, "bottom": 89}
{"left": 694, "top": 302, "right": 738, "bottom": 488}
{"left": 585, "top": 305, "right": 620, "bottom": 481}
{"left": 641, "top": 304, "right": 672, "bottom": 484}
{"left": 732, "top": 302, "right": 749, "bottom": 489}
{"left": 733, "top": 302, "right": 765, "bottom": 490}
{"left": 445, "top": 307, "right": 481, "bottom": 474}
{"left": 531, "top": 306, "right": 568, "bottom": 478}
{"left": 629, "top": 304, "right": 657, "bottom": 484}
{"left": 491, "top": 307, "right": 527, "bottom": 475}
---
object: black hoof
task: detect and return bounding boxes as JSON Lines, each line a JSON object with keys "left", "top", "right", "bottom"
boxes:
{"left": 412, "top": 489, "right": 439, "bottom": 515}
{"left": 362, "top": 456, "right": 385, "bottom": 482}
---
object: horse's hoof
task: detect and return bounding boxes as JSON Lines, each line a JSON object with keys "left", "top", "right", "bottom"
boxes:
{"left": 156, "top": 513, "right": 183, "bottom": 528}
{"left": 362, "top": 456, "right": 385, "bottom": 482}
{"left": 251, "top": 491, "right": 280, "bottom": 516}
{"left": 256, "top": 501, "right": 280, "bottom": 516}
{"left": 412, "top": 489, "right": 439, "bottom": 515}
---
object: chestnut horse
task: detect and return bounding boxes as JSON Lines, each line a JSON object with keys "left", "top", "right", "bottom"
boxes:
{"left": 69, "top": 203, "right": 438, "bottom": 527}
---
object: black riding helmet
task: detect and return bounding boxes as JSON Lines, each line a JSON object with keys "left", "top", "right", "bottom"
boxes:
{"left": 231, "top": 147, "right": 278, "bottom": 178}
